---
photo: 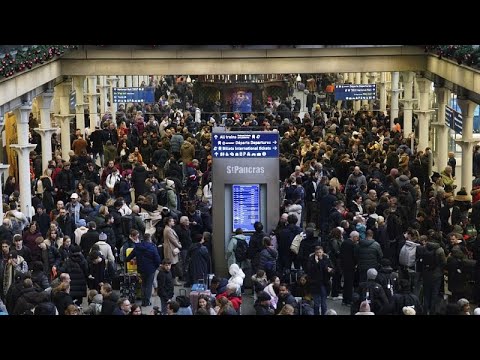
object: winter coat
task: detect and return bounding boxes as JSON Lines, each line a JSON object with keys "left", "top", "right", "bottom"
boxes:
{"left": 187, "top": 243, "right": 211, "bottom": 284}
{"left": 306, "top": 254, "right": 333, "bottom": 294}
{"left": 61, "top": 253, "right": 88, "bottom": 300}
{"left": 355, "top": 239, "right": 383, "bottom": 272}
{"left": 226, "top": 234, "right": 247, "bottom": 268}
{"left": 126, "top": 241, "right": 161, "bottom": 276}
{"left": 157, "top": 268, "right": 174, "bottom": 300}
{"left": 163, "top": 226, "right": 182, "bottom": 265}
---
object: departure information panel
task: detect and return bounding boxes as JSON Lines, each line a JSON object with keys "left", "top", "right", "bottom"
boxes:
{"left": 334, "top": 84, "right": 376, "bottom": 100}
{"left": 212, "top": 132, "right": 279, "bottom": 158}
{"left": 112, "top": 87, "right": 155, "bottom": 103}
{"left": 232, "top": 184, "right": 260, "bottom": 232}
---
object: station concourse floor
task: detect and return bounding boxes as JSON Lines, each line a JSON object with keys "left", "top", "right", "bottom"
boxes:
{"left": 79, "top": 284, "right": 350, "bottom": 315}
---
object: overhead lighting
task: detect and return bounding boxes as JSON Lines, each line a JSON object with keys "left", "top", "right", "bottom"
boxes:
{"left": 296, "top": 74, "right": 302, "bottom": 82}
{"left": 186, "top": 75, "right": 192, "bottom": 83}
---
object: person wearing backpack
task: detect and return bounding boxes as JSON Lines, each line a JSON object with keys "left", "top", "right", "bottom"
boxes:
{"left": 383, "top": 278, "right": 423, "bottom": 315}
{"left": 420, "top": 238, "right": 447, "bottom": 315}
{"left": 227, "top": 228, "right": 249, "bottom": 268}
{"left": 398, "top": 229, "right": 421, "bottom": 291}
{"left": 352, "top": 268, "right": 389, "bottom": 315}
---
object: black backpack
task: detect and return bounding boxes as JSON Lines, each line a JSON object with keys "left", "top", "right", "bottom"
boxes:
{"left": 157, "top": 187, "right": 170, "bottom": 207}
{"left": 422, "top": 247, "right": 437, "bottom": 270}
{"left": 234, "top": 237, "right": 249, "bottom": 263}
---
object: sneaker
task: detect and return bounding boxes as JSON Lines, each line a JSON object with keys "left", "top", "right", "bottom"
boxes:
{"left": 327, "top": 296, "right": 333, "bottom": 300}
{"left": 333, "top": 295, "right": 343, "bottom": 301}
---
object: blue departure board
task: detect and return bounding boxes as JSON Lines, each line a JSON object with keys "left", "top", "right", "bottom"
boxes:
{"left": 232, "top": 184, "right": 260, "bottom": 232}
{"left": 212, "top": 133, "right": 279, "bottom": 158}
{"left": 334, "top": 84, "right": 376, "bottom": 100}
{"left": 112, "top": 87, "right": 155, "bottom": 103}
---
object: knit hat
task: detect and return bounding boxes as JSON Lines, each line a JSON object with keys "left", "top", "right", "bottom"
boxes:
{"left": 454, "top": 187, "right": 471, "bottom": 202}
{"left": 166, "top": 179, "right": 175, "bottom": 188}
{"left": 257, "top": 291, "right": 271, "bottom": 302}
{"left": 359, "top": 301, "right": 371, "bottom": 312}
{"left": 402, "top": 306, "right": 416, "bottom": 315}
{"left": 395, "top": 175, "right": 410, "bottom": 188}
{"left": 99, "top": 232, "right": 107, "bottom": 241}
{"left": 367, "top": 268, "right": 378, "bottom": 280}
{"left": 431, "top": 171, "right": 441, "bottom": 182}
{"left": 473, "top": 308, "right": 480, "bottom": 315}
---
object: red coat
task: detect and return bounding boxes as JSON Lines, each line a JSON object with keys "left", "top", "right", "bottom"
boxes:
{"left": 216, "top": 291, "right": 242, "bottom": 311}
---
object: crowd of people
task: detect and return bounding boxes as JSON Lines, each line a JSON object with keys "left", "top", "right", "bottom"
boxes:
{"left": 1, "top": 73, "right": 480, "bottom": 315}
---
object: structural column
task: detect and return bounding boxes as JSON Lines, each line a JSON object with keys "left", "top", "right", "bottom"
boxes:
{"left": 415, "top": 77, "right": 434, "bottom": 152}
{"left": 98, "top": 75, "right": 109, "bottom": 117}
{"left": 354, "top": 72, "right": 361, "bottom": 111}
{"left": 361, "top": 72, "right": 369, "bottom": 108}
{"left": 34, "top": 90, "right": 57, "bottom": 173}
{"left": 126, "top": 76, "right": 133, "bottom": 88}
{"left": 132, "top": 76, "right": 139, "bottom": 87}
{"left": 118, "top": 75, "right": 125, "bottom": 88}
{"left": 379, "top": 72, "right": 387, "bottom": 114}
{"left": 389, "top": 72, "right": 401, "bottom": 130}
{"left": 0, "top": 115, "right": 9, "bottom": 219}
{"left": 0, "top": 164, "right": 9, "bottom": 220}
{"left": 432, "top": 87, "right": 451, "bottom": 172}
{"left": 11, "top": 105, "right": 37, "bottom": 217}
{"left": 55, "top": 81, "right": 74, "bottom": 161}
{"left": 400, "top": 71, "right": 416, "bottom": 137}
{"left": 456, "top": 98, "right": 478, "bottom": 195}
{"left": 107, "top": 76, "right": 119, "bottom": 115}
{"left": 73, "top": 76, "right": 86, "bottom": 133}
{"left": 87, "top": 76, "right": 99, "bottom": 128}
{"left": 367, "top": 72, "right": 378, "bottom": 110}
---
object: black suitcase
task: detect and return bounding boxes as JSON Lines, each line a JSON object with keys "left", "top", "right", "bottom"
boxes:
{"left": 119, "top": 273, "right": 139, "bottom": 303}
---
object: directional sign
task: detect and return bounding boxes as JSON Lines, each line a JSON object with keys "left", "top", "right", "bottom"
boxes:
{"left": 113, "top": 87, "right": 155, "bottom": 104}
{"left": 334, "top": 84, "right": 376, "bottom": 101}
{"left": 445, "top": 105, "right": 462, "bottom": 135}
{"left": 212, "top": 132, "right": 279, "bottom": 158}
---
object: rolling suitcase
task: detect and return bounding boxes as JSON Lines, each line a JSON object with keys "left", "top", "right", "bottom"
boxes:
{"left": 119, "top": 273, "right": 139, "bottom": 303}
{"left": 189, "top": 279, "right": 212, "bottom": 314}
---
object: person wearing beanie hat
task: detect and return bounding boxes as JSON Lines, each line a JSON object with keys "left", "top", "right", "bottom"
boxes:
{"left": 473, "top": 307, "right": 480, "bottom": 315}
{"left": 367, "top": 268, "right": 378, "bottom": 280}
{"left": 96, "top": 232, "right": 115, "bottom": 264}
{"left": 254, "top": 291, "right": 274, "bottom": 315}
{"left": 355, "top": 300, "right": 375, "bottom": 315}
{"left": 402, "top": 306, "right": 416, "bottom": 315}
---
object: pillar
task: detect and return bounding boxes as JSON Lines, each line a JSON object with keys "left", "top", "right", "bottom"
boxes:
{"left": 354, "top": 72, "right": 361, "bottom": 111}
{"left": 98, "top": 75, "right": 109, "bottom": 118}
{"left": 73, "top": 76, "right": 86, "bottom": 133}
{"left": 55, "top": 81, "right": 74, "bottom": 161}
{"left": 361, "top": 73, "right": 369, "bottom": 108}
{"left": 126, "top": 76, "right": 133, "bottom": 88}
{"left": 11, "top": 105, "right": 37, "bottom": 217}
{"left": 456, "top": 98, "right": 478, "bottom": 194}
{"left": 400, "top": 71, "right": 416, "bottom": 137}
{"left": 0, "top": 164, "right": 9, "bottom": 220}
{"left": 367, "top": 72, "right": 378, "bottom": 110}
{"left": 379, "top": 72, "right": 387, "bottom": 114}
{"left": 107, "top": 76, "right": 119, "bottom": 115}
{"left": 118, "top": 75, "right": 125, "bottom": 88}
{"left": 132, "top": 76, "right": 139, "bottom": 87}
{"left": 34, "top": 90, "right": 57, "bottom": 173}
{"left": 433, "top": 87, "right": 451, "bottom": 172}
{"left": 415, "top": 77, "right": 434, "bottom": 152}
{"left": 389, "top": 72, "right": 400, "bottom": 130}
{"left": 87, "top": 76, "right": 99, "bottom": 128}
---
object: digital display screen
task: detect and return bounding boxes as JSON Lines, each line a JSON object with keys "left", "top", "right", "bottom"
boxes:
{"left": 232, "top": 184, "right": 260, "bottom": 232}
{"left": 334, "top": 84, "right": 376, "bottom": 101}
{"left": 113, "top": 87, "right": 155, "bottom": 103}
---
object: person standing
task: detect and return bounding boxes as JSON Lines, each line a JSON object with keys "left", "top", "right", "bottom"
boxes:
{"left": 306, "top": 246, "right": 333, "bottom": 315}
{"left": 125, "top": 234, "right": 161, "bottom": 307}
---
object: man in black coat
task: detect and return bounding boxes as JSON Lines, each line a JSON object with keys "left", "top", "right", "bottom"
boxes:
{"left": 275, "top": 283, "right": 298, "bottom": 315}
{"left": 340, "top": 230, "right": 359, "bottom": 306}
{"left": 80, "top": 222, "right": 100, "bottom": 257}
{"left": 157, "top": 260, "right": 174, "bottom": 315}
{"left": 306, "top": 246, "right": 333, "bottom": 315}
{"left": 174, "top": 216, "right": 192, "bottom": 283}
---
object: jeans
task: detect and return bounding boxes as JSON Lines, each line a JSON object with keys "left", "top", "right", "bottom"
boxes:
{"left": 313, "top": 285, "right": 328, "bottom": 315}
{"left": 423, "top": 275, "right": 443, "bottom": 315}
{"left": 141, "top": 272, "right": 155, "bottom": 305}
